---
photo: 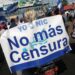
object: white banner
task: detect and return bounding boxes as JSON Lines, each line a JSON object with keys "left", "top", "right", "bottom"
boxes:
{"left": 0, "top": 15, "right": 71, "bottom": 73}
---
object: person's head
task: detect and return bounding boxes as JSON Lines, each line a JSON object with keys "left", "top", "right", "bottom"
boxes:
{"left": 10, "top": 18, "right": 16, "bottom": 23}
{"left": 24, "top": 9, "right": 36, "bottom": 22}
{"left": 15, "top": 16, "right": 19, "bottom": 23}
{"left": 51, "top": 10, "right": 55, "bottom": 16}
{"left": 54, "top": 8, "right": 60, "bottom": 15}
{"left": 46, "top": 11, "right": 52, "bottom": 17}
{"left": 20, "top": 18, "right": 24, "bottom": 23}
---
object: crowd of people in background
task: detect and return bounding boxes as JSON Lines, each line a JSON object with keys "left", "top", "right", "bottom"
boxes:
{"left": 0, "top": 6, "right": 75, "bottom": 31}
{"left": 8, "top": 7, "right": 75, "bottom": 36}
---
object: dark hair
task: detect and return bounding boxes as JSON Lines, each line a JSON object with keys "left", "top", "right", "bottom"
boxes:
{"left": 54, "top": 8, "right": 60, "bottom": 15}
{"left": 10, "top": 18, "right": 17, "bottom": 28}
{"left": 20, "top": 18, "right": 24, "bottom": 23}
{"left": 10, "top": 19, "right": 16, "bottom": 23}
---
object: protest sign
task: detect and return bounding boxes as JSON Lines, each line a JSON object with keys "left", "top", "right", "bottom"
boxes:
{"left": 0, "top": 15, "right": 71, "bottom": 73}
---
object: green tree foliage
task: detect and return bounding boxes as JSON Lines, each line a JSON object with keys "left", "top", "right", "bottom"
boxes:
{"left": 62, "top": 0, "right": 68, "bottom": 6}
